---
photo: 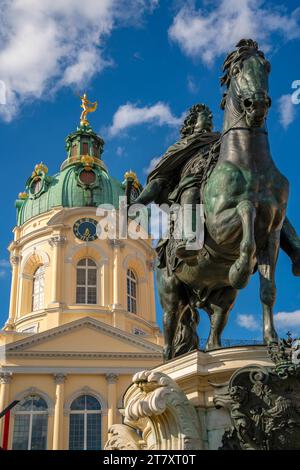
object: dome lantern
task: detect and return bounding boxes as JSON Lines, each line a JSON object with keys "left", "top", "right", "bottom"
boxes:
{"left": 15, "top": 95, "right": 129, "bottom": 226}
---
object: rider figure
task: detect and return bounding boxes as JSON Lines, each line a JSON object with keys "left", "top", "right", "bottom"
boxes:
{"left": 135, "top": 104, "right": 220, "bottom": 259}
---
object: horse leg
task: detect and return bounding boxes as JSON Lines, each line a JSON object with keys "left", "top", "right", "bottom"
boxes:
{"left": 257, "top": 230, "right": 280, "bottom": 344}
{"left": 280, "top": 217, "right": 300, "bottom": 276}
{"left": 229, "top": 200, "right": 256, "bottom": 289}
{"left": 157, "top": 268, "right": 188, "bottom": 360}
{"left": 204, "top": 287, "right": 238, "bottom": 351}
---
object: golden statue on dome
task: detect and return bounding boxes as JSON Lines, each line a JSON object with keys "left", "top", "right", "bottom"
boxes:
{"left": 79, "top": 93, "right": 98, "bottom": 126}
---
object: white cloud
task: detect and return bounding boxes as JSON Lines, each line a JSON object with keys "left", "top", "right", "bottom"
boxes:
{"left": 0, "top": 259, "right": 10, "bottom": 279}
{"left": 237, "top": 310, "right": 300, "bottom": 334}
{"left": 236, "top": 313, "right": 260, "bottom": 330}
{"left": 278, "top": 94, "right": 296, "bottom": 129}
{"left": 187, "top": 75, "right": 199, "bottom": 94}
{"left": 116, "top": 146, "right": 125, "bottom": 156}
{"left": 144, "top": 156, "right": 161, "bottom": 174}
{"left": 0, "top": 260, "right": 10, "bottom": 268}
{"left": 274, "top": 310, "right": 300, "bottom": 330}
{"left": 108, "top": 102, "right": 182, "bottom": 136}
{"left": 169, "top": 0, "right": 300, "bottom": 66}
{"left": 0, "top": 0, "right": 158, "bottom": 121}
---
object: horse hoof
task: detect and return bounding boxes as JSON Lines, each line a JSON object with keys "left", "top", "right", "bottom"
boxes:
{"left": 229, "top": 257, "right": 251, "bottom": 290}
{"left": 264, "top": 334, "right": 279, "bottom": 345}
{"left": 205, "top": 341, "right": 222, "bottom": 351}
{"left": 163, "top": 346, "right": 173, "bottom": 362}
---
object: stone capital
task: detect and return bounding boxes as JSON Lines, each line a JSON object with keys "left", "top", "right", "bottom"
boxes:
{"left": 105, "top": 373, "right": 119, "bottom": 384}
{"left": 10, "top": 255, "right": 20, "bottom": 266}
{"left": 0, "top": 372, "right": 13, "bottom": 384}
{"left": 54, "top": 373, "right": 67, "bottom": 384}
{"left": 147, "top": 259, "right": 156, "bottom": 271}
{"left": 49, "top": 235, "right": 67, "bottom": 248}
{"left": 108, "top": 239, "right": 125, "bottom": 250}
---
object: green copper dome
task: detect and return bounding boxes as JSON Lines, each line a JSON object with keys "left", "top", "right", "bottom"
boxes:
{"left": 16, "top": 123, "right": 126, "bottom": 226}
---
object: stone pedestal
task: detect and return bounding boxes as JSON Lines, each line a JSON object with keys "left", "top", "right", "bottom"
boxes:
{"left": 105, "top": 345, "right": 273, "bottom": 450}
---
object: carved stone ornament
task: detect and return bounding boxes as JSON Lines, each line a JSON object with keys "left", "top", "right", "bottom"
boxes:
{"left": 48, "top": 235, "right": 67, "bottom": 247}
{"left": 104, "top": 370, "right": 202, "bottom": 450}
{"left": 213, "top": 340, "right": 300, "bottom": 450}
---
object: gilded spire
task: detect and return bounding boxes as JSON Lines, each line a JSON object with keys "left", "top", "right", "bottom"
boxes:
{"left": 79, "top": 93, "right": 98, "bottom": 126}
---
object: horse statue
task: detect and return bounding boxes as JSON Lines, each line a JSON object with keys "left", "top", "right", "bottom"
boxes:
{"left": 156, "top": 39, "right": 290, "bottom": 360}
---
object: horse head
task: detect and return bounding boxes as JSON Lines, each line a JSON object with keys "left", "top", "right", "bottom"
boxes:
{"left": 221, "top": 39, "right": 271, "bottom": 128}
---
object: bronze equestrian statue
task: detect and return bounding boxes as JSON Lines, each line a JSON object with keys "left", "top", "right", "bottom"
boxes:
{"left": 135, "top": 39, "right": 300, "bottom": 360}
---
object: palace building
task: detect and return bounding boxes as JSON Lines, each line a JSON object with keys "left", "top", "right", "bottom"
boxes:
{"left": 0, "top": 99, "right": 163, "bottom": 450}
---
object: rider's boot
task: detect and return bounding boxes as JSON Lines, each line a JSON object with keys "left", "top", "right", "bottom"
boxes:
{"left": 175, "top": 188, "right": 202, "bottom": 260}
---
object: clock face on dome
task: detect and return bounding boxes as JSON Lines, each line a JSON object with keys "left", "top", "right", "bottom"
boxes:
{"left": 73, "top": 218, "right": 98, "bottom": 242}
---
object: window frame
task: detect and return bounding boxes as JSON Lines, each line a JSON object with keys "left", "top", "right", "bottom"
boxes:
{"left": 12, "top": 395, "right": 48, "bottom": 450}
{"left": 76, "top": 258, "right": 98, "bottom": 305}
{"left": 32, "top": 265, "right": 45, "bottom": 312}
{"left": 69, "top": 394, "right": 102, "bottom": 450}
{"left": 127, "top": 268, "right": 137, "bottom": 314}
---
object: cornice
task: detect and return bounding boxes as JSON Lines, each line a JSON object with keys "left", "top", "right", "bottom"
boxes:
{"left": 0, "top": 366, "right": 157, "bottom": 375}
{"left": 124, "top": 311, "right": 162, "bottom": 333}
{"left": 5, "top": 351, "right": 162, "bottom": 359}
{"left": 14, "top": 311, "right": 48, "bottom": 326}
{"left": 154, "top": 346, "right": 272, "bottom": 380}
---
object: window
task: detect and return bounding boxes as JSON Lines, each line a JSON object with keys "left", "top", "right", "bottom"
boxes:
{"left": 32, "top": 178, "right": 42, "bottom": 194}
{"left": 72, "top": 143, "right": 78, "bottom": 157}
{"left": 20, "top": 325, "right": 38, "bottom": 334}
{"left": 127, "top": 269, "right": 137, "bottom": 314}
{"left": 82, "top": 142, "right": 89, "bottom": 155}
{"left": 133, "top": 327, "right": 146, "bottom": 336}
{"left": 76, "top": 258, "right": 97, "bottom": 304}
{"left": 12, "top": 395, "right": 48, "bottom": 450}
{"left": 69, "top": 395, "right": 102, "bottom": 450}
{"left": 32, "top": 266, "right": 45, "bottom": 311}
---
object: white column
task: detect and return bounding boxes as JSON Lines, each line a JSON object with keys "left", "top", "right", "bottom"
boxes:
{"left": 52, "top": 373, "right": 66, "bottom": 450}
{"left": 105, "top": 373, "right": 118, "bottom": 432}
{"left": 109, "top": 240, "right": 124, "bottom": 309}
{"left": 48, "top": 236, "right": 66, "bottom": 306}
{"left": 0, "top": 373, "right": 12, "bottom": 445}
{"left": 6, "top": 255, "right": 20, "bottom": 328}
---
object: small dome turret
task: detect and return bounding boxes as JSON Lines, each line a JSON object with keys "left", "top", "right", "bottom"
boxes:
{"left": 15, "top": 95, "right": 131, "bottom": 226}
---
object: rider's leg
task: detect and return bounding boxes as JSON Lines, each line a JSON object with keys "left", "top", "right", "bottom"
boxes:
{"left": 175, "top": 187, "right": 201, "bottom": 259}
{"left": 280, "top": 217, "right": 300, "bottom": 276}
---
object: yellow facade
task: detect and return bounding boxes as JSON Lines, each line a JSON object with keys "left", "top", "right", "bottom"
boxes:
{"left": 0, "top": 200, "right": 163, "bottom": 449}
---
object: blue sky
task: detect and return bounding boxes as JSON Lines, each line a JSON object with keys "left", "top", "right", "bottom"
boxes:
{"left": 1, "top": 0, "right": 300, "bottom": 342}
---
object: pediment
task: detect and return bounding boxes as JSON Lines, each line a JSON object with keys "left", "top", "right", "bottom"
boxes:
{"left": 4, "top": 317, "right": 162, "bottom": 358}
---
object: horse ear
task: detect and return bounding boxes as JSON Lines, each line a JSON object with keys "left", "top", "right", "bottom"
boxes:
{"left": 236, "top": 39, "right": 247, "bottom": 48}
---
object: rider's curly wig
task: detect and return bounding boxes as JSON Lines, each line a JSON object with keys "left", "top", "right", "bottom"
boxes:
{"left": 180, "top": 103, "right": 212, "bottom": 137}
{"left": 220, "top": 39, "right": 270, "bottom": 109}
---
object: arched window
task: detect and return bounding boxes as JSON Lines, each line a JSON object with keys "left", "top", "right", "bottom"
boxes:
{"left": 127, "top": 269, "right": 137, "bottom": 314}
{"left": 69, "top": 394, "right": 102, "bottom": 450}
{"left": 76, "top": 258, "right": 97, "bottom": 304}
{"left": 32, "top": 266, "right": 45, "bottom": 311}
{"left": 12, "top": 395, "right": 48, "bottom": 450}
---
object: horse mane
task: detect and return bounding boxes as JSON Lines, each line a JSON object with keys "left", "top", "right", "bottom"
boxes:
{"left": 220, "top": 39, "right": 268, "bottom": 109}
